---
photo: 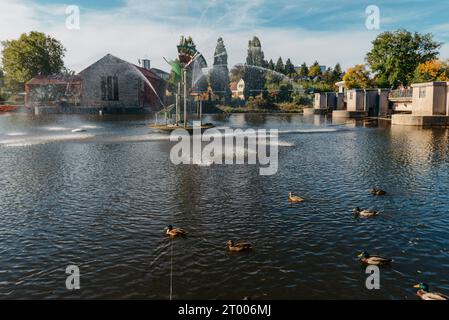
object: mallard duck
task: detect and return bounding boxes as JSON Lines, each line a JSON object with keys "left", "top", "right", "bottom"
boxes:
{"left": 165, "top": 225, "right": 187, "bottom": 237}
{"left": 353, "top": 207, "right": 379, "bottom": 218}
{"left": 414, "top": 283, "right": 449, "bottom": 300}
{"left": 358, "top": 252, "right": 392, "bottom": 266}
{"left": 288, "top": 192, "right": 304, "bottom": 203}
{"left": 227, "top": 240, "right": 252, "bottom": 252}
{"left": 371, "top": 188, "right": 387, "bottom": 196}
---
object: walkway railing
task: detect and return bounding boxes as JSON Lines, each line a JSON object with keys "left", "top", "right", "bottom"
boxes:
{"left": 389, "top": 88, "right": 413, "bottom": 100}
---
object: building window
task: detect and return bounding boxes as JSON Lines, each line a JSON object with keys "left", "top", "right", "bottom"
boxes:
{"left": 101, "top": 76, "right": 119, "bottom": 101}
{"left": 419, "top": 87, "right": 426, "bottom": 99}
{"left": 349, "top": 92, "right": 353, "bottom": 100}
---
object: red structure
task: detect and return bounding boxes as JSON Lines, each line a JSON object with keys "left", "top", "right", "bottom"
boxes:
{"left": 25, "top": 75, "right": 82, "bottom": 107}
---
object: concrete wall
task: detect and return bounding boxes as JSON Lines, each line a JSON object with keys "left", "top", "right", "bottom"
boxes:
{"left": 411, "top": 82, "right": 448, "bottom": 116}
{"left": 434, "top": 84, "right": 447, "bottom": 115}
{"left": 326, "top": 93, "right": 337, "bottom": 110}
{"left": 314, "top": 93, "right": 326, "bottom": 109}
{"left": 393, "top": 101, "right": 413, "bottom": 113}
{"left": 346, "top": 90, "right": 364, "bottom": 111}
{"left": 392, "top": 114, "right": 449, "bottom": 126}
{"left": 378, "top": 89, "right": 390, "bottom": 116}
{"left": 314, "top": 92, "right": 336, "bottom": 109}
{"left": 365, "top": 90, "right": 379, "bottom": 116}
{"left": 336, "top": 93, "right": 345, "bottom": 110}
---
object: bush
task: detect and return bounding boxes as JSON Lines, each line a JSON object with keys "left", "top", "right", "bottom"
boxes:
{"left": 276, "top": 102, "right": 304, "bottom": 113}
{"left": 0, "top": 87, "right": 8, "bottom": 103}
{"left": 246, "top": 96, "right": 277, "bottom": 111}
{"left": 293, "top": 94, "right": 313, "bottom": 106}
{"left": 230, "top": 97, "right": 246, "bottom": 108}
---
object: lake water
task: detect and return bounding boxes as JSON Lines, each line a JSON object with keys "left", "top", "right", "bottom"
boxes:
{"left": 1, "top": 113, "right": 449, "bottom": 299}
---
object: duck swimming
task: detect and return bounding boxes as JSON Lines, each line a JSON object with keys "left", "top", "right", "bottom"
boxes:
{"left": 371, "top": 188, "right": 387, "bottom": 196}
{"left": 414, "top": 283, "right": 449, "bottom": 300}
{"left": 353, "top": 207, "right": 379, "bottom": 218}
{"left": 358, "top": 252, "right": 392, "bottom": 266}
{"left": 165, "top": 225, "right": 187, "bottom": 237}
{"left": 288, "top": 192, "right": 304, "bottom": 203}
{"left": 227, "top": 240, "right": 252, "bottom": 252}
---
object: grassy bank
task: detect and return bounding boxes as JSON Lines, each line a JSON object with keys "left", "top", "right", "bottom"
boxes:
{"left": 218, "top": 102, "right": 308, "bottom": 114}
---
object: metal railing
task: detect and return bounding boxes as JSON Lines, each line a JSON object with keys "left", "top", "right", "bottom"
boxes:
{"left": 389, "top": 88, "right": 413, "bottom": 99}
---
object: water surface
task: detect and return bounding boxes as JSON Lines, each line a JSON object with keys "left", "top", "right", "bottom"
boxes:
{"left": 1, "top": 113, "right": 448, "bottom": 299}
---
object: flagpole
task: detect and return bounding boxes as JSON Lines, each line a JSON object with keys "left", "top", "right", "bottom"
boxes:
{"left": 183, "top": 69, "right": 187, "bottom": 129}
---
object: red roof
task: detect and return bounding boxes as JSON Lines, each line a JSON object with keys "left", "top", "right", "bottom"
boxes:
{"left": 134, "top": 65, "right": 164, "bottom": 82}
{"left": 229, "top": 82, "right": 238, "bottom": 91}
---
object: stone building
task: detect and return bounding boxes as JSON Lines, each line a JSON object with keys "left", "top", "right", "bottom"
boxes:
{"left": 26, "top": 54, "right": 166, "bottom": 113}
{"left": 78, "top": 54, "right": 166, "bottom": 112}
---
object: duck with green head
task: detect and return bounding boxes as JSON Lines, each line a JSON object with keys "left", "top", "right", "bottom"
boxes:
{"left": 357, "top": 251, "right": 392, "bottom": 266}
{"left": 414, "top": 283, "right": 448, "bottom": 300}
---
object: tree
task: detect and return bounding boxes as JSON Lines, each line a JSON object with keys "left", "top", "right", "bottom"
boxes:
{"left": 298, "top": 63, "right": 309, "bottom": 78}
{"left": 1, "top": 31, "right": 66, "bottom": 90}
{"left": 366, "top": 29, "right": 441, "bottom": 88}
{"left": 414, "top": 59, "right": 449, "bottom": 83}
{"left": 0, "top": 68, "right": 7, "bottom": 102}
{"left": 210, "top": 37, "right": 231, "bottom": 102}
{"left": 308, "top": 61, "right": 321, "bottom": 78}
{"left": 243, "top": 36, "right": 266, "bottom": 99}
{"left": 322, "top": 67, "right": 334, "bottom": 84}
{"left": 332, "top": 63, "right": 343, "bottom": 82}
{"left": 275, "top": 57, "right": 285, "bottom": 74}
{"left": 230, "top": 64, "right": 245, "bottom": 83}
{"left": 343, "top": 64, "right": 373, "bottom": 89}
{"left": 284, "top": 58, "right": 296, "bottom": 77}
{"left": 268, "top": 59, "right": 275, "bottom": 71}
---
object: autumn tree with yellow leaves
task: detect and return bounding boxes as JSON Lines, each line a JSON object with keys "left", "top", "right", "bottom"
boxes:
{"left": 414, "top": 59, "right": 449, "bottom": 83}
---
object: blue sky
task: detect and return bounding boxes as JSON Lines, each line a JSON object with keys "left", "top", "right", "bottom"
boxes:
{"left": 31, "top": 0, "right": 449, "bottom": 34}
{"left": 1, "top": 0, "right": 449, "bottom": 71}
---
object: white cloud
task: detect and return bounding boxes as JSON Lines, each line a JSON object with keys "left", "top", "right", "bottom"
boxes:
{"left": 0, "top": 0, "right": 395, "bottom": 73}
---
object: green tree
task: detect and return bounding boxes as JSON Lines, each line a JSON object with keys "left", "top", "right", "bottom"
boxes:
{"left": 0, "top": 68, "right": 7, "bottom": 102}
{"left": 284, "top": 58, "right": 296, "bottom": 77}
{"left": 1, "top": 31, "right": 66, "bottom": 90}
{"left": 322, "top": 67, "right": 334, "bottom": 84}
{"left": 298, "top": 62, "right": 309, "bottom": 78}
{"left": 210, "top": 37, "right": 231, "bottom": 103}
{"left": 308, "top": 61, "right": 321, "bottom": 78}
{"left": 343, "top": 64, "right": 373, "bottom": 89}
{"left": 332, "top": 63, "right": 343, "bottom": 82}
{"left": 243, "top": 36, "right": 266, "bottom": 99}
{"left": 230, "top": 64, "right": 245, "bottom": 83}
{"left": 366, "top": 29, "right": 441, "bottom": 88}
{"left": 275, "top": 57, "right": 285, "bottom": 74}
{"left": 268, "top": 59, "right": 275, "bottom": 71}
